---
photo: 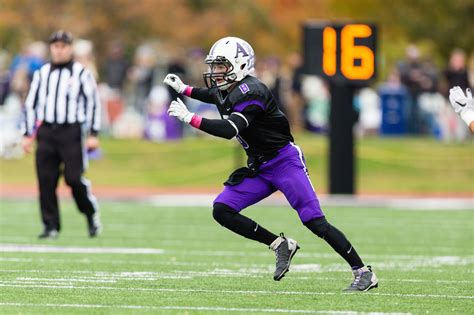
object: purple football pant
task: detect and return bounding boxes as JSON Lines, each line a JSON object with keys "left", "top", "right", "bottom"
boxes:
{"left": 214, "top": 143, "right": 324, "bottom": 223}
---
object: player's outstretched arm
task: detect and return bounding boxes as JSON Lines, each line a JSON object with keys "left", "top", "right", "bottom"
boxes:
{"left": 163, "top": 73, "right": 214, "bottom": 104}
{"left": 449, "top": 86, "right": 474, "bottom": 133}
{"left": 168, "top": 98, "right": 249, "bottom": 139}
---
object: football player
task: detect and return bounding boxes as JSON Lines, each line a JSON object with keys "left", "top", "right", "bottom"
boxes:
{"left": 164, "top": 37, "right": 378, "bottom": 292}
{"left": 449, "top": 86, "right": 474, "bottom": 133}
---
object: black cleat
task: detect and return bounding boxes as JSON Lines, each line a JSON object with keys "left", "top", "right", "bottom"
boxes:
{"left": 38, "top": 229, "right": 58, "bottom": 239}
{"left": 344, "top": 265, "right": 378, "bottom": 292}
{"left": 87, "top": 213, "right": 102, "bottom": 238}
{"left": 269, "top": 233, "right": 300, "bottom": 281}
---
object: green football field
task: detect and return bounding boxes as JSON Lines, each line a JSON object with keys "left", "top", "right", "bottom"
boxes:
{"left": 0, "top": 199, "right": 472, "bottom": 314}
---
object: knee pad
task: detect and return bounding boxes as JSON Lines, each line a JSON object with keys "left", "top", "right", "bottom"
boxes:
{"left": 305, "top": 216, "right": 331, "bottom": 239}
{"left": 212, "top": 203, "right": 236, "bottom": 226}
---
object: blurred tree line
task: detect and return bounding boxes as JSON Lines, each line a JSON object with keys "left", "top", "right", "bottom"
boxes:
{"left": 0, "top": 0, "right": 472, "bottom": 79}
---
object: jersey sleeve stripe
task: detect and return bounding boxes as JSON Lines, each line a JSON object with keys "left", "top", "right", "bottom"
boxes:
{"left": 233, "top": 100, "right": 265, "bottom": 112}
{"left": 227, "top": 119, "right": 239, "bottom": 136}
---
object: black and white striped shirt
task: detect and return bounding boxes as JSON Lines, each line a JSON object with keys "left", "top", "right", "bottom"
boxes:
{"left": 23, "top": 61, "right": 101, "bottom": 136}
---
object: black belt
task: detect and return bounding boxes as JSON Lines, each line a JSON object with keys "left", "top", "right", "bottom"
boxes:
{"left": 42, "top": 122, "right": 80, "bottom": 129}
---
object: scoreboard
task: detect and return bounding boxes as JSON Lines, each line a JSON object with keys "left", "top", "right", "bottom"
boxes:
{"left": 303, "top": 21, "right": 378, "bottom": 195}
{"left": 304, "top": 22, "right": 377, "bottom": 84}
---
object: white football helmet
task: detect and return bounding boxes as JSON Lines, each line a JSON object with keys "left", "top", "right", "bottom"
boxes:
{"left": 203, "top": 37, "right": 255, "bottom": 90}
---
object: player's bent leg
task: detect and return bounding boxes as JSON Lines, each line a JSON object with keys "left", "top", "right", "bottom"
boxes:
{"left": 213, "top": 171, "right": 300, "bottom": 281}
{"left": 213, "top": 174, "right": 277, "bottom": 245}
{"left": 305, "top": 217, "right": 363, "bottom": 268}
{"left": 305, "top": 217, "right": 378, "bottom": 292}
{"left": 213, "top": 203, "right": 277, "bottom": 245}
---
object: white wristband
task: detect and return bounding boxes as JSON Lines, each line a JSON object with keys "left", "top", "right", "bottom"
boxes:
{"left": 460, "top": 109, "right": 474, "bottom": 127}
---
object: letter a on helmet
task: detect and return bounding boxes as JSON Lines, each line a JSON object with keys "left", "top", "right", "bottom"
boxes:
{"left": 203, "top": 37, "right": 255, "bottom": 90}
{"left": 235, "top": 43, "right": 249, "bottom": 58}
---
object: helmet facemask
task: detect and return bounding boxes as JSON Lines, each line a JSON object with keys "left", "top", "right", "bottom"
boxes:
{"left": 203, "top": 37, "right": 255, "bottom": 90}
{"left": 203, "top": 56, "right": 238, "bottom": 90}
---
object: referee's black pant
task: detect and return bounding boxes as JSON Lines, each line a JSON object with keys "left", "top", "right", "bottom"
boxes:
{"left": 35, "top": 123, "right": 98, "bottom": 231}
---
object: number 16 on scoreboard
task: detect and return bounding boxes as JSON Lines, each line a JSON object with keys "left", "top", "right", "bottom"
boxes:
{"left": 304, "top": 22, "right": 377, "bottom": 84}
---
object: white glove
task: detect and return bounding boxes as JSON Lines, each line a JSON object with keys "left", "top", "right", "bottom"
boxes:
{"left": 449, "top": 86, "right": 474, "bottom": 127}
{"left": 167, "top": 98, "right": 194, "bottom": 123}
{"left": 449, "top": 86, "right": 473, "bottom": 114}
{"left": 163, "top": 74, "right": 186, "bottom": 94}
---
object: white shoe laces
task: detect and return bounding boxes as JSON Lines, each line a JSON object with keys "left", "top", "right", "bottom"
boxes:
{"left": 351, "top": 273, "right": 361, "bottom": 286}
{"left": 351, "top": 266, "right": 368, "bottom": 286}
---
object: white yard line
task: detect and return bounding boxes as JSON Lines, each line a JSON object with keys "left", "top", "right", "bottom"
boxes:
{"left": 1, "top": 271, "right": 471, "bottom": 284}
{"left": 1, "top": 254, "right": 472, "bottom": 264}
{"left": 0, "top": 283, "right": 472, "bottom": 300}
{"left": 0, "top": 302, "right": 411, "bottom": 315}
{"left": 0, "top": 244, "right": 164, "bottom": 254}
{"left": 1, "top": 244, "right": 472, "bottom": 261}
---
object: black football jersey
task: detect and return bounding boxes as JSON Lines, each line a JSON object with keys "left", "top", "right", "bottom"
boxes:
{"left": 193, "top": 76, "right": 294, "bottom": 157}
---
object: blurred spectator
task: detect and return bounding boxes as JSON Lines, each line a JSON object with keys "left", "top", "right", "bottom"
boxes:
{"left": 111, "top": 106, "right": 145, "bottom": 139}
{"left": 166, "top": 57, "right": 187, "bottom": 102}
{"left": 9, "top": 66, "right": 30, "bottom": 102}
{"left": 186, "top": 47, "right": 207, "bottom": 87}
{"left": 103, "top": 41, "right": 130, "bottom": 92}
{"left": 443, "top": 49, "right": 471, "bottom": 93}
{"left": 74, "top": 39, "right": 98, "bottom": 78}
{"left": 397, "top": 45, "right": 438, "bottom": 134}
{"left": 418, "top": 92, "right": 445, "bottom": 138}
{"left": 286, "top": 52, "right": 305, "bottom": 132}
{"left": 9, "top": 41, "right": 47, "bottom": 101}
{"left": 100, "top": 41, "right": 129, "bottom": 134}
{"left": 73, "top": 39, "right": 117, "bottom": 137}
{"left": 0, "top": 88, "right": 23, "bottom": 159}
{"left": 418, "top": 58, "right": 441, "bottom": 136}
{"left": 301, "top": 75, "right": 329, "bottom": 132}
{"left": 0, "top": 50, "right": 9, "bottom": 106}
{"left": 258, "top": 56, "right": 287, "bottom": 115}
{"left": 10, "top": 41, "right": 47, "bottom": 81}
{"left": 438, "top": 50, "right": 472, "bottom": 141}
{"left": 128, "top": 44, "right": 156, "bottom": 115}
{"left": 144, "top": 85, "right": 182, "bottom": 141}
{"left": 355, "top": 88, "right": 380, "bottom": 137}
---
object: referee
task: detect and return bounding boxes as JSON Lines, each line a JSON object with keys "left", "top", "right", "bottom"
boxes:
{"left": 22, "top": 30, "right": 102, "bottom": 239}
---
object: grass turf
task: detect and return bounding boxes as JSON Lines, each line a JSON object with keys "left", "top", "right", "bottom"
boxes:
{"left": 0, "top": 134, "right": 473, "bottom": 193}
{"left": 0, "top": 199, "right": 472, "bottom": 314}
